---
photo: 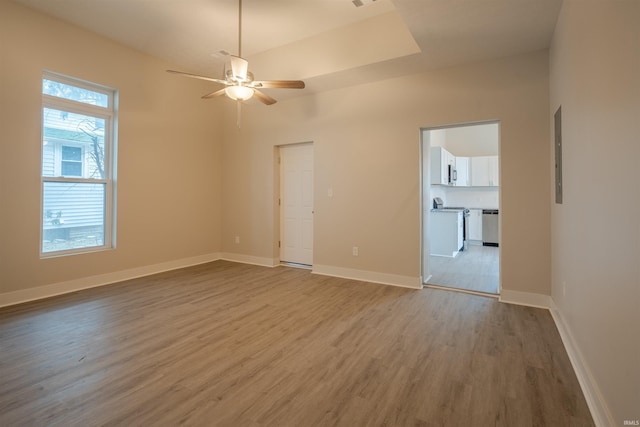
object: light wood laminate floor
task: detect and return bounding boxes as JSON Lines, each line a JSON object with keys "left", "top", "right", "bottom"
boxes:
{"left": 0, "top": 261, "right": 593, "bottom": 426}
{"left": 428, "top": 244, "right": 500, "bottom": 294}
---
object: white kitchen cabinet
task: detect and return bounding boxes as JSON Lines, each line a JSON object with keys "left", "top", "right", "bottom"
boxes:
{"left": 470, "top": 156, "right": 489, "bottom": 186}
{"left": 430, "top": 210, "right": 463, "bottom": 257}
{"left": 455, "top": 157, "right": 470, "bottom": 186}
{"left": 488, "top": 156, "right": 499, "bottom": 186}
{"left": 446, "top": 150, "right": 456, "bottom": 167}
{"left": 470, "top": 156, "right": 499, "bottom": 187}
{"left": 430, "top": 147, "right": 456, "bottom": 185}
{"left": 468, "top": 209, "right": 483, "bottom": 241}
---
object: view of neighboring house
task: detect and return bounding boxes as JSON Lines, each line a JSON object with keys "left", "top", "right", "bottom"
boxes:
{"left": 41, "top": 88, "right": 107, "bottom": 251}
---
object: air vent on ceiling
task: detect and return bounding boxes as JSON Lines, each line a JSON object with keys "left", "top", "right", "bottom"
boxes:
{"left": 352, "top": 0, "right": 377, "bottom": 7}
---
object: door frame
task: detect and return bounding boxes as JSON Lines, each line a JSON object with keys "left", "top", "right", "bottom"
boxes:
{"left": 420, "top": 120, "right": 501, "bottom": 294}
{"left": 276, "top": 141, "right": 314, "bottom": 267}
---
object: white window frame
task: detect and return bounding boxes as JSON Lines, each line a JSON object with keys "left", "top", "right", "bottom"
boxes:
{"left": 41, "top": 71, "right": 118, "bottom": 257}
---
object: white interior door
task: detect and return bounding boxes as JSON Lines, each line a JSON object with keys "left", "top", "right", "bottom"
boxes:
{"left": 280, "top": 143, "right": 314, "bottom": 265}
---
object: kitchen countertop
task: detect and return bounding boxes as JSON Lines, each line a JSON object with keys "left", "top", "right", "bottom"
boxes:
{"left": 467, "top": 207, "right": 499, "bottom": 210}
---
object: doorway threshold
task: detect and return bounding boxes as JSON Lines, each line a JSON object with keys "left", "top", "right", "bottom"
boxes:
{"left": 424, "top": 283, "right": 499, "bottom": 299}
{"left": 280, "top": 262, "right": 312, "bottom": 270}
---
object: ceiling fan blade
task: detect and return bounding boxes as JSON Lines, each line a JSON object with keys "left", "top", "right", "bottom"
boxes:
{"left": 253, "top": 80, "right": 306, "bottom": 89}
{"left": 201, "top": 88, "right": 227, "bottom": 99}
{"left": 253, "top": 89, "right": 277, "bottom": 105}
{"left": 229, "top": 55, "right": 249, "bottom": 80}
{"left": 166, "top": 70, "right": 228, "bottom": 85}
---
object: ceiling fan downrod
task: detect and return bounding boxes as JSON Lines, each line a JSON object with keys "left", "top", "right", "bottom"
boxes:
{"left": 237, "top": 0, "right": 243, "bottom": 58}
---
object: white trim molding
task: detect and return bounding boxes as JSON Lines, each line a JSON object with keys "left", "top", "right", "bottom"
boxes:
{"left": 220, "top": 253, "right": 279, "bottom": 268}
{"left": 312, "top": 264, "right": 422, "bottom": 289}
{"left": 425, "top": 283, "right": 499, "bottom": 299}
{"left": 499, "top": 289, "right": 551, "bottom": 309}
{"left": 550, "top": 300, "right": 615, "bottom": 427}
{"left": 0, "top": 252, "right": 222, "bottom": 308}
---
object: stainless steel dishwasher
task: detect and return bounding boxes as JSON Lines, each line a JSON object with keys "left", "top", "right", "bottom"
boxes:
{"left": 482, "top": 209, "right": 499, "bottom": 246}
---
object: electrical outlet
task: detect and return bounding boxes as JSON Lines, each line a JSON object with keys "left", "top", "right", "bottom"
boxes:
{"left": 235, "top": 236, "right": 240, "bottom": 244}
{"left": 352, "top": 246, "right": 359, "bottom": 256}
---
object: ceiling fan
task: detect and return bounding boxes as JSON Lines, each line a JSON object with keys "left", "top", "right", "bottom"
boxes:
{"left": 167, "top": 0, "right": 305, "bottom": 107}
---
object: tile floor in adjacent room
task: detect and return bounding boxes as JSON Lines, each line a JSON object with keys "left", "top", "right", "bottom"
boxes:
{"left": 427, "top": 244, "right": 499, "bottom": 294}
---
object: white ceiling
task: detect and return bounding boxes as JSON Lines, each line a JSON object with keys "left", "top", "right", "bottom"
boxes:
{"left": 13, "top": 0, "right": 563, "bottom": 96}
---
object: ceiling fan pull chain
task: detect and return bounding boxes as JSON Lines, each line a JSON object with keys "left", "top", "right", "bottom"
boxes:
{"left": 237, "top": 100, "right": 242, "bottom": 129}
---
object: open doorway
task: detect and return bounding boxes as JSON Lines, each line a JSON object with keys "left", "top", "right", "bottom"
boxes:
{"left": 421, "top": 122, "right": 500, "bottom": 295}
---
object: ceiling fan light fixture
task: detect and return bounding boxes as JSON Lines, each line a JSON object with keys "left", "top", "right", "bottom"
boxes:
{"left": 225, "top": 85, "right": 254, "bottom": 101}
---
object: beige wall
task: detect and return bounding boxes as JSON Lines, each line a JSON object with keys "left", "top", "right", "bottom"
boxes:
{"left": 0, "top": 1, "right": 551, "bottom": 300}
{"left": 221, "top": 50, "right": 551, "bottom": 295}
{"left": 0, "top": 0, "right": 223, "bottom": 295}
{"left": 549, "top": 1, "right": 640, "bottom": 425}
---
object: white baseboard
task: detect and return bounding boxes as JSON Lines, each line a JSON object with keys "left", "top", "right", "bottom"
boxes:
{"left": 499, "top": 289, "right": 551, "bottom": 309}
{"left": 550, "top": 300, "right": 614, "bottom": 427}
{"left": 220, "top": 253, "right": 279, "bottom": 268}
{"left": 1, "top": 254, "right": 419, "bottom": 307}
{"left": 312, "top": 264, "right": 422, "bottom": 289}
{"left": 0, "top": 252, "right": 222, "bottom": 308}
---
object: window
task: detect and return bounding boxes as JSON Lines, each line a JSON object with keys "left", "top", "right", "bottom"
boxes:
{"left": 41, "top": 72, "right": 117, "bottom": 255}
{"left": 61, "top": 146, "right": 83, "bottom": 177}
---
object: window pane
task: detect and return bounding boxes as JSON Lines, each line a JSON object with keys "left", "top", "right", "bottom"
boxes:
{"left": 43, "top": 78, "right": 109, "bottom": 107}
{"left": 61, "top": 161, "right": 82, "bottom": 177}
{"left": 42, "top": 182, "right": 105, "bottom": 253}
{"left": 42, "top": 108, "right": 105, "bottom": 179}
{"left": 62, "top": 146, "right": 82, "bottom": 161}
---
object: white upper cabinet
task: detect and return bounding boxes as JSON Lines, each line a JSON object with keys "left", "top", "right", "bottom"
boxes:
{"left": 430, "top": 147, "right": 498, "bottom": 187}
{"left": 488, "top": 156, "right": 499, "bottom": 186}
{"left": 455, "top": 157, "right": 470, "bottom": 186}
{"left": 471, "top": 156, "right": 490, "bottom": 186}
{"left": 430, "top": 147, "right": 456, "bottom": 185}
{"left": 470, "top": 156, "right": 499, "bottom": 187}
